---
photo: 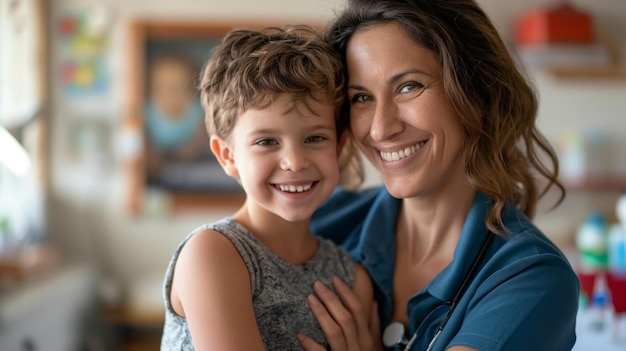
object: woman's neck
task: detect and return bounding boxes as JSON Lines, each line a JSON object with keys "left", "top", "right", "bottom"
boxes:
{"left": 397, "top": 182, "right": 476, "bottom": 263}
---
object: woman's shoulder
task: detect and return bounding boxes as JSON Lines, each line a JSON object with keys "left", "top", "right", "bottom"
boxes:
{"left": 487, "top": 213, "right": 578, "bottom": 289}
{"left": 311, "top": 185, "right": 390, "bottom": 243}
{"left": 499, "top": 206, "right": 570, "bottom": 259}
{"left": 318, "top": 185, "right": 387, "bottom": 210}
{"left": 467, "top": 224, "right": 579, "bottom": 350}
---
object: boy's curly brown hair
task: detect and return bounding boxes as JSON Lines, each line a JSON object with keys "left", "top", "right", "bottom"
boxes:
{"left": 199, "top": 25, "right": 363, "bottom": 189}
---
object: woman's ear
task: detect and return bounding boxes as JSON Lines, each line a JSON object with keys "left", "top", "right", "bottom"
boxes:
{"left": 210, "top": 135, "right": 238, "bottom": 177}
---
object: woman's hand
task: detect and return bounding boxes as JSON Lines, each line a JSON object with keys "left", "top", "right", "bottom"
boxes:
{"left": 297, "top": 276, "right": 382, "bottom": 351}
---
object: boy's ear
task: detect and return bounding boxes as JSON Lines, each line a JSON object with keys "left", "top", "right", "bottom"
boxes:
{"left": 210, "top": 135, "right": 238, "bottom": 177}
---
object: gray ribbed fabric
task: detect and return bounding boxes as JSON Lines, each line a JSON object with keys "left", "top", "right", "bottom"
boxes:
{"left": 161, "top": 217, "right": 356, "bottom": 350}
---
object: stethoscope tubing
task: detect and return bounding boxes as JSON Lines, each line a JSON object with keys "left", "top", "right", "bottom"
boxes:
{"left": 384, "top": 232, "right": 493, "bottom": 351}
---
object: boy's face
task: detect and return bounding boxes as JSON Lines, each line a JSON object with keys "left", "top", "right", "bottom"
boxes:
{"left": 214, "top": 93, "right": 339, "bottom": 223}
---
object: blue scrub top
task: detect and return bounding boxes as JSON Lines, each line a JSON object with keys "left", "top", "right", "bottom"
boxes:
{"left": 311, "top": 186, "right": 579, "bottom": 351}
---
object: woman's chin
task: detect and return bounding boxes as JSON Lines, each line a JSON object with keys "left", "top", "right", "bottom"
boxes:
{"left": 382, "top": 178, "right": 418, "bottom": 199}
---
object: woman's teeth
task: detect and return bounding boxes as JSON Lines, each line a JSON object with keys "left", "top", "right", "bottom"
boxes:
{"left": 380, "top": 141, "right": 425, "bottom": 161}
{"left": 278, "top": 183, "right": 313, "bottom": 193}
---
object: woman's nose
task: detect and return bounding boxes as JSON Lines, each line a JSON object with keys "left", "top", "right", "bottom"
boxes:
{"left": 369, "top": 100, "right": 403, "bottom": 142}
{"left": 280, "top": 146, "right": 309, "bottom": 172}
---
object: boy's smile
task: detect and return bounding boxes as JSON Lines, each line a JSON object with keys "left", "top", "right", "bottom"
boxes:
{"left": 274, "top": 182, "right": 315, "bottom": 193}
{"left": 213, "top": 93, "right": 339, "bottom": 224}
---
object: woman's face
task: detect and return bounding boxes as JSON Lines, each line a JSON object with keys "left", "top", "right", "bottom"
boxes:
{"left": 346, "top": 22, "right": 466, "bottom": 199}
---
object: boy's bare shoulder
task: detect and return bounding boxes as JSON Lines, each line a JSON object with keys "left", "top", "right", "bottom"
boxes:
{"left": 178, "top": 227, "right": 243, "bottom": 266}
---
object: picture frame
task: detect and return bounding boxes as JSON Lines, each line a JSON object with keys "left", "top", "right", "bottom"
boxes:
{"left": 123, "top": 20, "right": 301, "bottom": 214}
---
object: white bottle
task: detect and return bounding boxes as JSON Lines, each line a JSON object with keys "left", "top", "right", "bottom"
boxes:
{"left": 576, "top": 212, "right": 609, "bottom": 272}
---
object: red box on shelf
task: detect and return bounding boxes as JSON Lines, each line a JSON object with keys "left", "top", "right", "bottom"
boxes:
{"left": 515, "top": 2, "right": 594, "bottom": 45}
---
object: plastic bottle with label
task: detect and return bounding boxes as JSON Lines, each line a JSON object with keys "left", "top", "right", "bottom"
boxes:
{"left": 608, "top": 224, "right": 626, "bottom": 274}
{"left": 587, "top": 273, "right": 611, "bottom": 332}
{"left": 576, "top": 212, "right": 609, "bottom": 272}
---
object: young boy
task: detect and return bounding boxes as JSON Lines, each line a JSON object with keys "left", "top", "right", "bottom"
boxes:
{"left": 160, "top": 25, "right": 373, "bottom": 350}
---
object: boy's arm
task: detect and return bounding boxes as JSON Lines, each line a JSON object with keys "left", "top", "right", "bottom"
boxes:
{"left": 171, "top": 229, "right": 265, "bottom": 350}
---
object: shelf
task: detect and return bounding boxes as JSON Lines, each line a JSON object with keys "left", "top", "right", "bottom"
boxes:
{"left": 548, "top": 65, "right": 626, "bottom": 80}
{"left": 516, "top": 29, "right": 626, "bottom": 81}
{"left": 559, "top": 174, "right": 626, "bottom": 192}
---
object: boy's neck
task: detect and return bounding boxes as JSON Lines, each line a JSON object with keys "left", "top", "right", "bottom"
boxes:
{"left": 233, "top": 205, "right": 318, "bottom": 265}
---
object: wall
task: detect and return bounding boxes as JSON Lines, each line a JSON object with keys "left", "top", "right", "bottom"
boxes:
{"left": 47, "top": 0, "right": 349, "bottom": 309}
{"left": 45, "top": 0, "right": 626, "bottom": 307}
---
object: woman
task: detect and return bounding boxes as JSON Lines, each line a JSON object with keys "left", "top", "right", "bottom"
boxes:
{"left": 297, "top": 0, "right": 579, "bottom": 350}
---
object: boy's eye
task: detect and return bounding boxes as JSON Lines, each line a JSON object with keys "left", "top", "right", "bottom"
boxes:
{"left": 255, "top": 138, "right": 278, "bottom": 146}
{"left": 305, "top": 135, "right": 327, "bottom": 143}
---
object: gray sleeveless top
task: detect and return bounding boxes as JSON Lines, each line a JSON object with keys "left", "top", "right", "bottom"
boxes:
{"left": 160, "top": 217, "right": 356, "bottom": 350}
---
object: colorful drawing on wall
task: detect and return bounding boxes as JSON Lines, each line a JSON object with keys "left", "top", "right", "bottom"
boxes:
{"left": 57, "top": 8, "right": 111, "bottom": 100}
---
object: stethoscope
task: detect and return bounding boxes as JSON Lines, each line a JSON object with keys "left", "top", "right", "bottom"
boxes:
{"left": 382, "top": 232, "right": 493, "bottom": 351}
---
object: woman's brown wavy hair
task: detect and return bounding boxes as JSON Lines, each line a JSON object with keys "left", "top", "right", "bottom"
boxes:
{"left": 326, "top": 0, "right": 565, "bottom": 234}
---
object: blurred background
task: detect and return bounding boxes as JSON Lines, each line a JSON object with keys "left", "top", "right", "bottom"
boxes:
{"left": 1, "top": 0, "right": 625, "bottom": 350}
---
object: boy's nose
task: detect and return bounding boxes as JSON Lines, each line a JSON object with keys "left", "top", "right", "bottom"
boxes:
{"left": 280, "top": 147, "right": 309, "bottom": 172}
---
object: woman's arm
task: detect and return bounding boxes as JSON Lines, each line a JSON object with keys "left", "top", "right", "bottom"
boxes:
{"left": 171, "top": 229, "right": 265, "bottom": 350}
{"left": 298, "top": 264, "right": 381, "bottom": 351}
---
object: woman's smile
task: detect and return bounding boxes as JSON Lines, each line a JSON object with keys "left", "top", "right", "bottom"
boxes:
{"left": 378, "top": 140, "right": 427, "bottom": 162}
{"left": 346, "top": 22, "right": 465, "bottom": 198}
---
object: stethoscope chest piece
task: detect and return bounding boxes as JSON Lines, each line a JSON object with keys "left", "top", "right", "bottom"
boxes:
{"left": 382, "top": 321, "right": 406, "bottom": 348}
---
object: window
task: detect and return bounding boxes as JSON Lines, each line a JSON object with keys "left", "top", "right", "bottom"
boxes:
{"left": 0, "top": 0, "right": 44, "bottom": 129}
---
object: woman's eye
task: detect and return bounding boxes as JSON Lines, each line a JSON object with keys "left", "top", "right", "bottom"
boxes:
{"left": 350, "top": 93, "right": 370, "bottom": 104}
{"left": 255, "top": 138, "right": 277, "bottom": 146}
{"left": 399, "top": 81, "right": 425, "bottom": 94}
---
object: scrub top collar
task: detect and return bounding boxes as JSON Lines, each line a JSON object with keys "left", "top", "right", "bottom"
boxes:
{"left": 353, "top": 189, "right": 494, "bottom": 322}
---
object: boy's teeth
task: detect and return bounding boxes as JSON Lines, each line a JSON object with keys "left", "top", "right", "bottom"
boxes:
{"left": 278, "top": 183, "right": 313, "bottom": 193}
{"left": 380, "top": 141, "right": 425, "bottom": 162}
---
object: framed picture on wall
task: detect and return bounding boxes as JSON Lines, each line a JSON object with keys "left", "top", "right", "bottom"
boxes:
{"left": 123, "top": 20, "right": 312, "bottom": 214}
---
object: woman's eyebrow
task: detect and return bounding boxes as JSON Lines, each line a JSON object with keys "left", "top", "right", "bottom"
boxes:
{"left": 389, "top": 69, "right": 432, "bottom": 84}
{"left": 348, "top": 69, "right": 433, "bottom": 91}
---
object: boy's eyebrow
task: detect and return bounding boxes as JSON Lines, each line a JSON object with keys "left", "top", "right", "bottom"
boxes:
{"left": 308, "top": 124, "right": 336, "bottom": 132}
{"left": 248, "top": 124, "right": 335, "bottom": 136}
